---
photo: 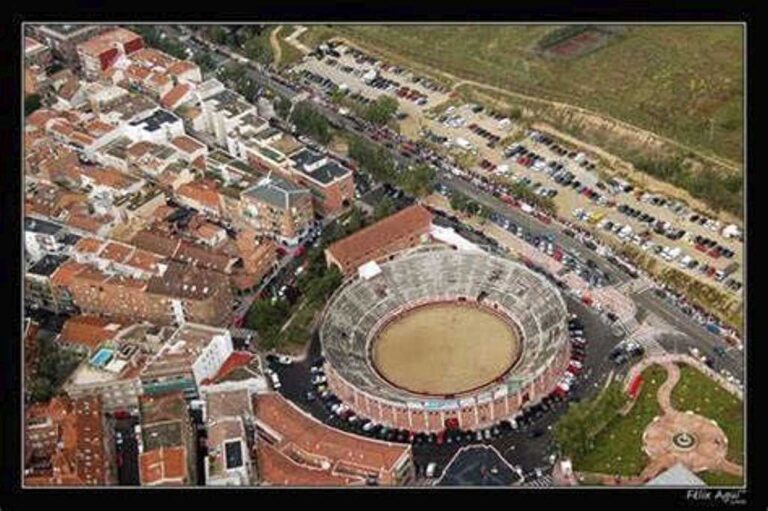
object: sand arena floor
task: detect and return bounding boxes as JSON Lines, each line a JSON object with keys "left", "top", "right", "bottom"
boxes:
{"left": 371, "top": 303, "right": 521, "bottom": 396}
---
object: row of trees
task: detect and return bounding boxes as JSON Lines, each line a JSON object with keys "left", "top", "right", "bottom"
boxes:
{"left": 346, "top": 134, "right": 436, "bottom": 198}
{"left": 449, "top": 190, "right": 489, "bottom": 218}
{"left": 205, "top": 25, "right": 273, "bottom": 66}
{"left": 245, "top": 208, "right": 367, "bottom": 349}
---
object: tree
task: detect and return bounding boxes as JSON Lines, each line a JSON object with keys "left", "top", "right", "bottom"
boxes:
{"left": 373, "top": 195, "right": 397, "bottom": 221}
{"left": 344, "top": 206, "right": 367, "bottom": 234}
{"left": 29, "top": 336, "right": 82, "bottom": 403}
{"left": 347, "top": 135, "right": 396, "bottom": 183}
{"left": 274, "top": 97, "right": 292, "bottom": 119}
{"left": 25, "top": 94, "right": 41, "bottom": 116}
{"left": 208, "top": 26, "right": 229, "bottom": 45}
{"left": 329, "top": 88, "right": 346, "bottom": 105}
{"left": 194, "top": 52, "right": 217, "bottom": 74}
{"left": 364, "top": 95, "right": 399, "bottom": 125}
{"left": 243, "top": 34, "right": 273, "bottom": 65}
{"left": 450, "top": 192, "right": 470, "bottom": 212}
{"left": 398, "top": 164, "right": 435, "bottom": 198}
{"left": 290, "top": 102, "right": 331, "bottom": 144}
{"left": 246, "top": 298, "right": 290, "bottom": 341}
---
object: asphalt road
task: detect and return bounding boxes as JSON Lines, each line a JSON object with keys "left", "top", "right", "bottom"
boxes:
{"left": 114, "top": 417, "right": 140, "bottom": 486}
{"left": 634, "top": 289, "right": 743, "bottom": 380}
{"left": 440, "top": 176, "right": 629, "bottom": 286}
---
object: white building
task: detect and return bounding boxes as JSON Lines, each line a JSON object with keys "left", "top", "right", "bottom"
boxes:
{"left": 201, "top": 387, "right": 257, "bottom": 486}
{"left": 196, "top": 79, "right": 257, "bottom": 148}
{"left": 125, "top": 108, "right": 186, "bottom": 145}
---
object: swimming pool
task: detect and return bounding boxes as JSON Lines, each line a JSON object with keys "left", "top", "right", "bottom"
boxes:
{"left": 90, "top": 347, "right": 115, "bottom": 367}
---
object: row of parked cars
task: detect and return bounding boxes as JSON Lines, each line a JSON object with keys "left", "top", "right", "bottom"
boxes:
{"left": 298, "top": 68, "right": 337, "bottom": 92}
{"left": 528, "top": 131, "right": 598, "bottom": 171}
{"left": 554, "top": 316, "right": 588, "bottom": 397}
{"left": 506, "top": 144, "right": 609, "bottom": 206}
{"left": 467, "top": 122, "right": 502, "bottom": 147}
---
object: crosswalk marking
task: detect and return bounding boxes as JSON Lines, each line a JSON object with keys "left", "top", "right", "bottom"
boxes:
{"left": 523, "top": 474, "right": 554, "bottom": 487}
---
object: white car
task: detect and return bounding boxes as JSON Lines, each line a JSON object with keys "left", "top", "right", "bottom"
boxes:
{"left": 277, "top": 355, "right": 293, "bottom": 365}
{"left": 270, "top": 373, "right": 282, "bottom": 390}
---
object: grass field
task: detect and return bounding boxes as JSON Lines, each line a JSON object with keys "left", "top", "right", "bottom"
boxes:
{"left": 697, "top": 470, "right": 744, "bottom": 487}
{"left": 670, "top": 364, "right": 744, "bottom": 465}
{"left": 574, "top": 365, "right": 667, "bottom": 476}
{"left": 326, "top": 25, "right": 743, "bottom": 165}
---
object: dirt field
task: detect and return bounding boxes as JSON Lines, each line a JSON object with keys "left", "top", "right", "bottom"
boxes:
{"left": 371, "top": 303, "right": 521, "bottom": 396}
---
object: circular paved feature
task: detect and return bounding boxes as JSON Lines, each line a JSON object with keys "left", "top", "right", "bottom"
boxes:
{"left": 371, "top": 303, "right": 521, "bottom": 396}
{"left": 672, "top": 432, "right": 697, "bottom": 450}
{"left": 643, "top": 411, "right": 728, "bottom": 473}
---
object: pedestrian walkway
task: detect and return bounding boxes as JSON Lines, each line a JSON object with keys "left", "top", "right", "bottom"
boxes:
{"left": 640, "top": 362, "right": 741, "bottom": 479}
{"left": 523, "top": 474, "right": 554, "bottom": 487}
{"left": 631, "top": 323, "right": 667, "bottom": 357}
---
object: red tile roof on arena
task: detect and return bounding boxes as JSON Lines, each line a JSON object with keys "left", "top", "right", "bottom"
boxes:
{"left": 253, "top": 393, "right": 410, "bottom": 484}
{"left": 256, "top": 442, "right": 359, "bottom": 486}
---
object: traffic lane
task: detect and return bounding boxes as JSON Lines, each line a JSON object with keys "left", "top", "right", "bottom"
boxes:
{"left": 633, "top": 289, "right": 743, "bottom": 371}
{"left": 654, "top": 332, "right": 743, "bottom": 382}
{"left": 439, "top": 176, "right": 628, "bottom": 285}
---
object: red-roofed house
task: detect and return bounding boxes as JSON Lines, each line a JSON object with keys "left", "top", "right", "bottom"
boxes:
{"left": 161, "top": 83, "right": 193, "bottom": 110}
{"left": 58, "top": 315, "right": 125, "bottom": 354}
{"left": 77, "top": 27, "right": 144, "bottom": 80}
{"left": 139, "top": 446, "right": 188, "bottom": 486}
{"left": 177, "top": 180, "right": 224, "bottom": 217}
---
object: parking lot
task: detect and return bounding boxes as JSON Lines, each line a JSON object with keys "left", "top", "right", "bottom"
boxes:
{"left": 485, "top": 133, "right": 744, "bottom": 293}
{"left": 290, "top": 41, "right": 452, "bottom": 121}
{"left": 286, "top": 37, "right": 743, "bottom": 299}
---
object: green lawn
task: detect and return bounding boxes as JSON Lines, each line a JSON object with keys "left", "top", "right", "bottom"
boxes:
{"left": 329, "top": 25, "right": 743, "bottom": 165}
{"left": 574, "top": 365, "right": 667, "bottom": 476}
{"left": 670, "top": 364, "right": 744, "bottom": 465}
{"left": 281, "top": 299, "right": 324, "bottom": 351}
{"left": 697, "top": 470, "right": 744, "bottom": 487}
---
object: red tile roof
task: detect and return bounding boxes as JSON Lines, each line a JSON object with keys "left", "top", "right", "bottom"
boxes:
{"left": 326, "top": 204, "right": 433, "bottom": 270}
{"left": 50, "top": 260, "right": 90, "bottom": 287}
{"left": 59, "top": 315, "right": 123, "bottom": 351}
{"left": 167, "top": 60, "right": 198, "bottom": 77}
{"left": 177, "top": 181, "right": 222, "bottom": 212}
{"left": 139, "top": 446, "right": 187, "bottom": 485}
{"left": 77, "top": 27, "right": 142, "bottom": 57}
{"left": 254, "top": 393, "right": 410, "bottom": 484}
{"left": 74, "top": 237, "right": 104, "bottom": 254}
{"left": 257, "top": 442, "right": 358, "bottom": 486}
{"left": 160, "top": 83, "right": 191, "bottom": 109}
{"left": 99, "top": 242, "right": 134, "bottom": 263}
{"left": 171, "top": 135, "right": 205, "bottom": 154}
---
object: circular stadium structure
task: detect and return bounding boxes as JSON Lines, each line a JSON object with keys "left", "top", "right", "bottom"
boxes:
{"left": 319, "top": 245, "right": 571, "bottom": 433}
